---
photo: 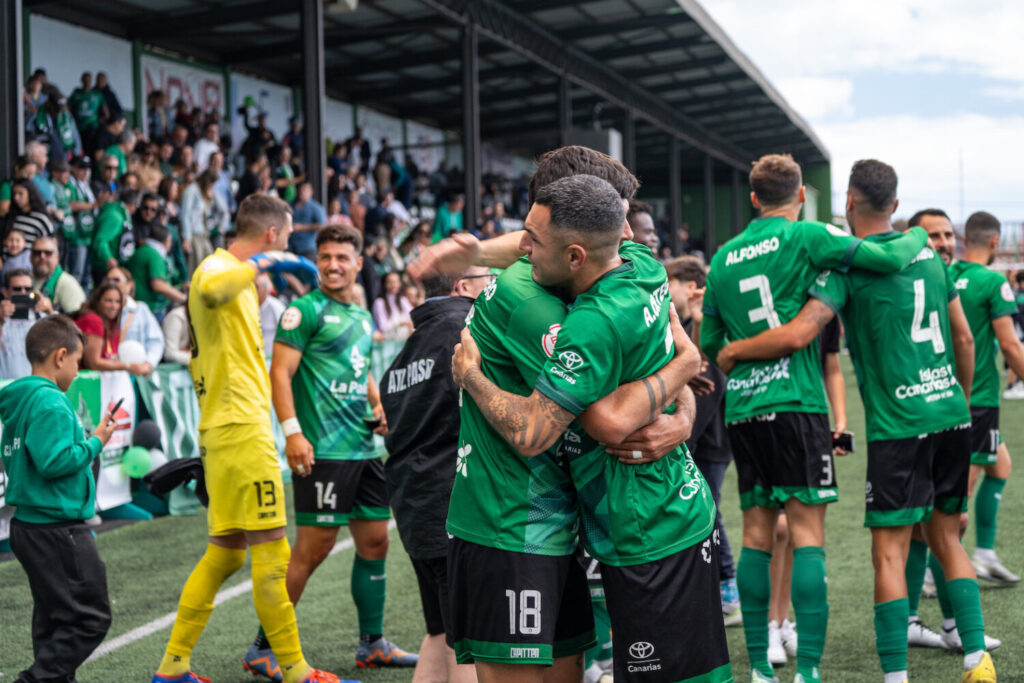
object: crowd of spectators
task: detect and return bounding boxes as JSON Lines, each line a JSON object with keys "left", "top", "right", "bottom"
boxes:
{"left": 3, "top": 66, "right": 693, "bottom": 383}
{"left": 2, "top": 67, "right": 527, "bottom": 382}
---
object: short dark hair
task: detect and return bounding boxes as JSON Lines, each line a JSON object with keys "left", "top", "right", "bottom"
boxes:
{"left": 964, "top": 211, "right": 1000, "bottom": 247}
{"left": 528, "top": 146, "right": 639, "bottom": 206}
{"left": 120, "top": 187, "right": 141, "bottom": 206}
{"left": 236, "top": 194, "right": 292, "bottom": 239}
{"left": 533, "top": 174, "right": 625, "bottom": 249}
{"left": 47, "top": 157, "right": 69, "bottom": 174}
{"left": 26, "top": 314, "right": 84, "bottom": 365}
{"left": 908, "top": 208, "right": 950, "bottom": 228}
{"left": 664, "top": 256, "right": 707, "bottom": 288}
{"left": 422, "top": 274, "right": 459, "bottom": 298}
{"left": 316, "top": 224, "right": 363, "bottom": 252}
{"left": 848, "top": 159, "right": 898, "bottom": 212}
{"left": 627, "top": 199, "right": 654, "bottom": 222}
{"left": 5, "top": 268, "right": 33, "bottom": 288}
{"left": 148, "top": 222, "right": 171, "bottom": 244}
{"left": 749, "top": 154, "right": 802, "bottom": 208}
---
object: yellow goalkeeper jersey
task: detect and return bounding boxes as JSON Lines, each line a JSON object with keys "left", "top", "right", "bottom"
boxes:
{"left": 188, "top": 248, "right": 271, "bottom": 430}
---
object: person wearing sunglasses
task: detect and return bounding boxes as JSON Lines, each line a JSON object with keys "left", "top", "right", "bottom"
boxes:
{"left": 0, "top": 269, "right": 48, "bottom": 379}
{"left": 31, "top": 236, "right": 85, "bottom": 316}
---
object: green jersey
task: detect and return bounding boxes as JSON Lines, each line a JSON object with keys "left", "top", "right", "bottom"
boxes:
{"left": 67, "top": 178, "right": 95, "bottom": 247}
{"left": 275, "top": 289, "right": 377, "bottom": 460}
{"left": 68, "top": 88, "right": 105, "bottom": 130}
{"left": 702, "top": 217, "right": 928, "bottom": 423}
{"left": 446, "top": 259, "right": 580, "bottom": 556}
{"left": 536, "top": 241, "right": 716, "bottom": 566}
{"left": 127, "top": 242, "right": 172, "bottom": 314}
{"left": 947, "top": 261, "right": 1018, "bottom": 408}
{"left": 810, "top": 235, "right": 969, "bottom": 441}
{"left": 52, "top": 180, "right": 76, "bottom": 241}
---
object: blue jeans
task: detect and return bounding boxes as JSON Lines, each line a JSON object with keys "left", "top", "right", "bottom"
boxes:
{"left": 65, "top": 244, "right": 90, "bottom": 292}
{"left": 693, "top": 458, "right": 735, "bottom": 580}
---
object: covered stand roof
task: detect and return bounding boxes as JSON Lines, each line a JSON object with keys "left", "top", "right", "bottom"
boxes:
{"left": 28, "top": 0, "right": 828, "bottom": 185}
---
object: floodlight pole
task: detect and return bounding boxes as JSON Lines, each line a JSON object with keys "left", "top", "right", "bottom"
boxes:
{"left": 1, "top": 0, "right": 23, "bottom": 178}
{"left": 301, "top": 0, "right": 326, "bottom": 203}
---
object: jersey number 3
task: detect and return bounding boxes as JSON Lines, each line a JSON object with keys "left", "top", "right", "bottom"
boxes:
{"left": 740, "top": 274, "right": 781, "bottom": 329}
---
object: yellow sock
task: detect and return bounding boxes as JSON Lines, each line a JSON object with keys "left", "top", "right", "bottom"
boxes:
{"left": 159, "top": 543, "right": 246, "bottom": 676}
{"left": 250, "top": 537, "right": 309, "bottom": 683}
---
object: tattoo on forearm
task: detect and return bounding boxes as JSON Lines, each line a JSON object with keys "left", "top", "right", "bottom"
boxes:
{"left": 811, "top": 302, "right": 833, "bottom": 330}
{"left": 642, "top": 377, "right": 657, "bottom": 424}
{"left": 464, "top": 367, "right": 572, "bottom": 452}
{"left": 655, "top": 374, "right": 668, "bottom": 412}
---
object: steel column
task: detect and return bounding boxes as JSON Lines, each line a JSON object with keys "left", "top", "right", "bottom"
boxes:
{"left": 703, "top": 153, "right": 715, "bottom": 257}
{"left": 669, "top": 137, "right": 682, "bottom": 256}
{"left": 1, "top": 0, "right": 23, "bottom": 177}
{"left": 622, "top": 110, "right": 636, "bottom": 171}
{"left": 300, "top": 0, "right": 326, "bottom": 203}
{"left": 558, "top": 74, "right": 571, "bottom": 147}
{"left": 731, "top": 167, "right": 743, "bottom": 236}
{"left": 462, "top": 20, "right": 481, "bottom": 230}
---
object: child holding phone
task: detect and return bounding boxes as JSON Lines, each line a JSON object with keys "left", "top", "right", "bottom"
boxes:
{"left": 0, "top": 314, "right": 118, "bottom": 682}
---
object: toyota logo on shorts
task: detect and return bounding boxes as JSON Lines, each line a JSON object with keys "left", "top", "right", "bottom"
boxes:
{"left": 628, "top": 641, "right": 655, "bottom": 659}
{"left": 558, "top": 351, "right": 583, "bottom": 370}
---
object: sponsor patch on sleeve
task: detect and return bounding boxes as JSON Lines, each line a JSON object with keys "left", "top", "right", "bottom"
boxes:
{"left": 281, "top": 307, "right": 302, "bottom": 330}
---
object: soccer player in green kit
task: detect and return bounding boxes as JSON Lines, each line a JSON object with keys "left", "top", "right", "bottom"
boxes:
{"left": 946, "top": 211, "right": 1022, "bottom": 585}
{"left": 452, "top": 174, "right": 726, "bottom": 683}
{"left": 243, "top": 225, "right": 417, "bottom": 681}
{"left": 717, "top": 160, "right": 995, "bottom": 683}
{"left": 700, "top": 154, "right": 930, "bottom": 683}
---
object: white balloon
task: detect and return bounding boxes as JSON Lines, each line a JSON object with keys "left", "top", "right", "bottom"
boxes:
{"left": 118, "top": 340, "right": 147, "bottom": 365}
{"left": 148, "top": 448, "right": 169, "bottom": 474}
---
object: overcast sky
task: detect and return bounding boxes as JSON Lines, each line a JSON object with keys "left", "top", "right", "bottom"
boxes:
{"left": 701, "top": 0, "right": 1024, "bottom": 222}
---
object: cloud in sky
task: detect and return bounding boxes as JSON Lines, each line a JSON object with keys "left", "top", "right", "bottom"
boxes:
{"left": 701, "top": 0, "right": 1024, "bottom": 220}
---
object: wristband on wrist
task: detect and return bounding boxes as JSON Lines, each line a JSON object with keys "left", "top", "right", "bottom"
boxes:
{"left": 281, "top": 417, "right": 302, "bottom": 437}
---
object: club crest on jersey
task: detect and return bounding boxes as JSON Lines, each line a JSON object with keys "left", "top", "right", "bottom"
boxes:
{"left": 1002, "top": 282, "right": 1015, "bottom": 302}
{"left": 542, "top": 324, "right": 561, "bottom": 357}
{"left": 350, "top": 346, "right": 367, "bottom": 378}
{"left": 281, "top": 307, "right": 301, "bottom": 330}
{"left": 483, "top": 278, "right": 498, "bottom": 301}
{"left": 456, "top": 443, "right": 471, "bottom": 477}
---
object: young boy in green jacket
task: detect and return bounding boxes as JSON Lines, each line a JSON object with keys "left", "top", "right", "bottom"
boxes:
{"left": 0, "top": 314, "right": 117, "bottom": 682}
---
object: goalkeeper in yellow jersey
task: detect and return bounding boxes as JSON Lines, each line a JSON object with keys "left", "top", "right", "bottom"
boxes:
{"left": 152, "top": 194, "right": 346, "bottom": 683}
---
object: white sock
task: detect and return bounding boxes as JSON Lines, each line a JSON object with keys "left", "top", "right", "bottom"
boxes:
{"left": 974, "top": 547, "right": 997, "bottom": 563}
{"left": 884, "top": 670, "right": 908, "bottom": 683}
{"left": 908, "top": 615, "right": 918, "bottom": 625}
{"left": 583, "top": 662, "right": 605, "bottom": 683}
{"left": 964, "top": 650, "right": 984, "bottom": 669}
{"left": 942, "top": 618, "right": 957, "bottom": 631}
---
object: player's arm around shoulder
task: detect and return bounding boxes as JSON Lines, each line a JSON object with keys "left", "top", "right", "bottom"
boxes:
{"left": 717, "top": 296, "right": 835, "bottom": 374}
{"left": 947, "top": 295, "right": 974, "bottom": 404}
{"left": 451, "top": 326, "right": 574, "bottom": 458}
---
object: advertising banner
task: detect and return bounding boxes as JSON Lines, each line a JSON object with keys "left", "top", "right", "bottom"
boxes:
{"left": 141, "top": 53, "right": 224, "bottom": 116}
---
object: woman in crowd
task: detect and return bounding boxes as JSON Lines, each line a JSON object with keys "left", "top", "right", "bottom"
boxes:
{"left": 180, "top": 169, "right": 229, "bottom": 274}
{"left": 137, "top": 142, "right": 164, "bottom": 193}
{"left": 326, "top": 196, "right": 353, "bottom": 227}
{"left": 107, "top": 265, "right": 164, "bottom": 372}
{"left": 4, "top": 180, "right": 54, "bottom": 247}
{"left": 75, "top": 281, "right": 148, "bottom": 374}
{"left": 371, "top": 271, "right": 413, "bottom": 340}
{"left": 157, "top": 177, "right": 180, "bottom": 222}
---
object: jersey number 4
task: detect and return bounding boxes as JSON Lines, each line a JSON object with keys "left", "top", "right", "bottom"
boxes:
{"left": 740, "top": 274, "right": 781, "bottom": 328}
{"left": 911, "top": 279, "right": 946, "bottom": 354}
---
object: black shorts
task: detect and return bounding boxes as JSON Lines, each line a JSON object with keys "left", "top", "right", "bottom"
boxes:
{"left": 727, "top": 412, "right": 837, "bottom": 510}
{"left": 576, "top": 545, "right": 606, "bottom": 603}
{"left": 447, "top": 537, "right": 595, "bottom": 666}
{"left": 969, "top": 406, "right": 1001, "bottom": 466}
{"left": 293, "top": 458, "right": 390, "bottom": 526}
{"left": 412, "top": 556, "right": 450, "bottom": 637}
{"left": 865, "top": 423, "right": 971, "bottom": 527}
{"left": 601, "top": 532, "right": 731, "bottom": 682}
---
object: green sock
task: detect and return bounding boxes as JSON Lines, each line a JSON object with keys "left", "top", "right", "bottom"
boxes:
{"left": 254, "top": 625, "right": 270, "bottom": 650}
{"left": 585, "top": 600, "right": 613, "bottom": 667}
{"left": 928, "top": 552, "right": 954, "bottom": 619}
{"left": 351, "top": 555, "right": 386, "bottom": 637}
{"left": 874, "top": 598, "right": 909, "bottom": 673}
{"left": 792, "top": 545, "right": 828, "bottom": 680}
{"left": 737, "top": 547, "right": 773, "bottom": 678}
{"left": 975, "top": 476, "right": 1006, "bottom": 550}
{"left": 905, "top": 539, "right": 928, "bottom": 616}
{"left": 947, "top": 578, "right": 986, "bottom": 654}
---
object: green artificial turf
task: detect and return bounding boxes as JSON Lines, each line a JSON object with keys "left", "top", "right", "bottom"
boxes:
{"left": 0, "top": 358, "right": 1021, "bottom": 681}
